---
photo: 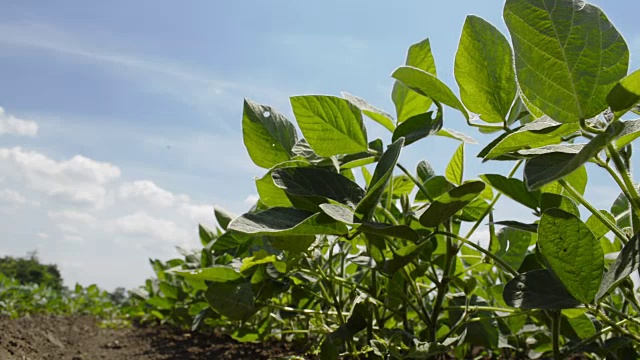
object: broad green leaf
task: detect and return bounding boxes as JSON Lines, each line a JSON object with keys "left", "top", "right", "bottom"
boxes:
{"left": 415, "top": 176, "right": 455, "bottom": 202}
{"left": 342, "top": 92, "right": 395, "bottom": 132}
{"left": 507, "top": 96, "right": 531, "bottom": 126}
{"left": 159, "top": 281, "right": 179, "bottom": 299}
{"left": 214, "top": 207, "right": 234, "bottom": 230}
{"left": 495, "top": 227, "right": 532, "bottom": 271}
{"left": 614, "top": 119, "right": 640, "bottom": 149}
{"left": 386, "top": 175, "right": 414, "bottom": 198}
{"left": 538, "top": 209, "right": 604, "bottom": 303}
{"left": 445, "top": 144, "right": 464, "bottom": 185}
{"left": 459, "top": 197, "right": 490, "bottom": 222}
{"left": 272, "top": 167, "right": 365, "bottom": 209}
{"left": 205, "top": 282, "right": 256, "bottom": 320}
{"left": 391, "top": 111, "right": 442, "bottom": 146}
{"left": 524, "top": 121, "right": 624, "bottom": 190}
{"left": 319, "top": 203, "right": 419, "bottom": 242}
{"left": 596, "top": 232, "right": 640, "bottom": 302}
{"left": 392, "top": 38, "right": 436, "bottom": 122}
{"left": 540, "top": 193, "right": 580, "bottom": 217}
{"left": 481, "top": 118, "right": 580, "bottom": 160}
{"left": 420, "top": 181, "right": 485, "bottom": 227}
{"left": 290, "top": 95, "right": 368, "bottom": 157}
{"left": 170, "top": 266, "right": 243, "bottom": 283}
{"left": 355, "top": 138, "right": 404, "bottom": 220}
{"left": 242, "top": 99, "right": 297, "bottom": 168}
{"left": 455, "top": 15, "right": 516, "bottom": 123}
{"left": 567, "top": 313, "right": 597, "bottom": 339}
{"left": 504, "top": 0, "right": 629, "bottom": 123}
{"left": 437, "top": 128, "right": 477, "bottom": 144}
{"left": 209, "top": 231, "right": 250, "bottom": 252}
{"left": 381, "top": 241, "right": 435, "bottom": 275}
{"left": 480, "top": 174, "right": 540, "bottom": 211}
{"left": 199, "top": 224, "right": 216, "bottom": 246}
{"left": 326, "top": 302, "right": 369, "bottom": 342}
{"left": 392, "top": 66, "right": 469, "bottom": 120}
{"left": 417, "top": 160, "right": 436, "bottom": 183}
{"left": 229, "top": 207, "right": 347, "bottom": 237}
{"left": 607, "top": 69, "right": 640, "bottom": 118}
{"left": 503, "top": 269, "right": 580, "bottom": 309}
{"left": 492, "top": 220, "right": 538, "bottom": 233}
{"left": 586, "top": 210, "right": 615, "bottom": 239}
{"left": 240, "top": 251, "right": 277, "bottom": 272}
{"left": 267, "top": 235, "right": 315, "bottom": 253}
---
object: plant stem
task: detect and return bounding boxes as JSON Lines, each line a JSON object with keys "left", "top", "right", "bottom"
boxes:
{"left": 551, "top": 310, "right": 561, "bottom": 360}
{"left": 607, "top": 143, "right": 640, "bottom": 212}
{"left": 559, "top": 179, "right": 629, "bottom": 243}
{"left": 397, "top": 163, "right": 433, "bottom": 202}
{"left": 594, "top": 308, "right": 640, "bottom": 342}
{"left": 436, "top": 231, "right": 519, "bottom": 277}
{"left": 464, "top": 160, "right": 523, "bottom": 239}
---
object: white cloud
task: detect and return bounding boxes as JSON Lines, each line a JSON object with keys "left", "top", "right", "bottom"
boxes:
{"left": 0, "top": 147, "right": 120, "bottom": 208}
{"left": 118, "top": 180, "right": 177, "bottom": 207}
{"left": 0, "top": 107, "right": 38, "bottom": 137}
{"left": 48, "top": 209, "right": 96, "bottom": 225}
{"left": 0, "top": 188, "right": 28, "bottom": 205}
{"left": 107, "top": 211, "right": 190, "bottom": 245}
{"left": 178, "top": 203, "right": 214, "bottom": 226}
{"left": 37, "top": 232, "right": 49, "bottom": 239}
{"left": 244, "top": 194, "right": 259, "bottom": 205}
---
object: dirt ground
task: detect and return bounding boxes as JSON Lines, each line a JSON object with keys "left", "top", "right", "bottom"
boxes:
{"left": 0, "top": 315, "right": 312, "bottom": 360}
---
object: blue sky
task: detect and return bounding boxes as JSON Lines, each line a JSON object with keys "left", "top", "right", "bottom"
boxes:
{"left": 0, "top": 1, "right": 639, "bottom": 290}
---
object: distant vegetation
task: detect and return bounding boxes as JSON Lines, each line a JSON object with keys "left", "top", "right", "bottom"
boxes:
{"left": 0, "top": 251, "right": 63, "bottom": 290}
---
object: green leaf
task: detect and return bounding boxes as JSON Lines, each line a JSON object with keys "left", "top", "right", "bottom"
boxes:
{"left": 538, "top": 209, "right": 604, "bottom": 303}
{"left": 229, "top": 207, "right": 347, "bottom": 237}
{"left": 614, "top": 119, "right": 640, "bottom": 149}
{"left": 586, "top": 211, "right": 615, "bottom": 239}
{"left": 567, "top": 313, "right": 596, "bottom": 339}
{"left": 214, "top": 207, "right": 234, "bottom": 230}
{"left": 539, "top": 193, "right": 580, "bottom": 217}
{"left": 355, "top": 138, "right": 404, "bottom": 220}
{"left": 504, "top": 0, "right": 629, "bottom": 123}
{"left": 607, "top": 69, "right": 640, "bottom": 118}
{"left": 437, "top": 128, "right": 477, "bottom": 144}
{"left": 417, "top": 160, "right": 436, "bottom": 183}
{"left": 481, "top": 118, "right": 580, "bottom": 160}
{"left": 327, "top": 302, "right": 369, "bottom": 342}
{"left": 342, "top": 92, "right": 395, "bottom": 132}
{"left": 242, "top": 99, "right": 298, "bottom": 168}
{"left": 524, "top": 121, "right": 624, "bottom": 190}
{"left": 199, "top": 224, "right": 216, "bottom": 246}
{"left": 392, "top": 38, "right": 437, "bottom": 122}
{"left": 445, "top": 144, "right": 464, "bottom": 185}
{"left": 420, "top": 181, "right": 485, "bottom": 227}
{"left": 391, "top": 110, "right": 442, "bottom": 146}
{"left": 596, "top": 232, "right": 640, "bottom": 302}
{"left": 205, "top": 282, "right": 256, "bottom": 320}
{"left": 503, "top": 269, "right": 580, "bottom": 309}
{"left": 480, "top": 174, "right": 540, "bottom": 211}
{"left": 209, "top": 231, "right": 250, "bottom": 252}
{"left": 290, "top": 95, "right": 368, "bottom": 157}
{"left": 415, "top": 176, "right": 455, "bottom": 202}
{"left": 170, "top": 266, "right": 243, "bottom": 283}
{"left": 392, "top": 66, "right": 469, "bottom": 120}
{"left": 255, "top": 160, "right": 310, "bottom": 208}
{"left": 495, "top": 227, "right": 532, "bottom": 271}
{"left": 319, "top": 203, "right": 419, "bottom": 242}
{"left": 272, "top": 167, "right": 365, "bottom": 209}
{"left": 455, "top": 15, "right": 516, "bottom": 124}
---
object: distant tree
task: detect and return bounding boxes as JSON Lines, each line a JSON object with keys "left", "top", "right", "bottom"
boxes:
{"left": 0, "top": 251, "right": 63, "bottom": 290}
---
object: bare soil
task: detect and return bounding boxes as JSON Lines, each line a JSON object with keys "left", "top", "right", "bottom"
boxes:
{"left": 0, "top": 315, "right": 312, "bottom": 360}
